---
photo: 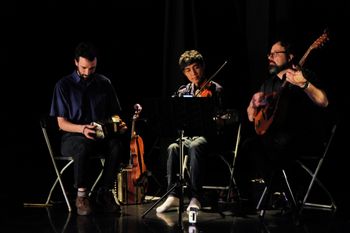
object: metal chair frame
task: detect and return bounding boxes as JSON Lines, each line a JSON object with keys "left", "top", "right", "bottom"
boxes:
{"left": 183, "top": 123, "right": 242, "bottom": 203}
{"left": 297, "top": 124, "right": 337, "bottom": 214}
{"left": 256, "top": 124, "right": 337, "bottom": 218}
{"left": 24, "top": 117, "right": 105, "bottom": 212}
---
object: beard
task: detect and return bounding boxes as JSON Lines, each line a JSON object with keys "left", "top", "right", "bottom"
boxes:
{"left": 77, "top": 70, "right": 93, "bottom": 79}
{"left": 268, "top": 64, "right": 280, "bottom": 75}
{"left": 268, "top": 61, "right": 292, "bottom": 75}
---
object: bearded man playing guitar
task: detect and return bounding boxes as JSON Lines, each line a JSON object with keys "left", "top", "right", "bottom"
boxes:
{"left": 237, "top": 34, "right": 332, "bottom": 210}
{"left": 248, "top": 40, "right": 328, "bottom": 129}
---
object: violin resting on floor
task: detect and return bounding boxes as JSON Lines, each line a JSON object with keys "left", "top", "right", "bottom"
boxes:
{"left": 115, "top": 104, "right": 148, "bottom": 204}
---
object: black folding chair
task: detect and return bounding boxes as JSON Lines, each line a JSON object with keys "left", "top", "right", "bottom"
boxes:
{"left": 24, "top": 116, "right": 105, "bottom": 212}
{"left": 256, "top": 123, "right": 337, "bottom": 218}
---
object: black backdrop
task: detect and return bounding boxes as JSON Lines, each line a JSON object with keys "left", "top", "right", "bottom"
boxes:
{"left": 1, "top": 0, "right": 348, "bottom": 212}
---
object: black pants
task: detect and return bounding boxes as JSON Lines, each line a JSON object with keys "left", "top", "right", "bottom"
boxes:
{"left": 61, "top": 133, "right": 124, "bottom": 190}
{"left": 236, "top": 131, "right": 296, "bottom": 201}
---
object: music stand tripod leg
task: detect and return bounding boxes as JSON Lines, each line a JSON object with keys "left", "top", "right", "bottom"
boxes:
{"left": 141, "top": 182, "right": 180, "bottom": 218}
{"left": 142, "top": 130, "right": 186, "bottom": 230}
{"left": 177, "top": 129, "right": 185, "bottom": 229}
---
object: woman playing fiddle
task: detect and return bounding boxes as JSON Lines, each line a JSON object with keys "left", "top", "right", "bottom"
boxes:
{"left": 157, "top": 50, "right": 224, "bottom": 214}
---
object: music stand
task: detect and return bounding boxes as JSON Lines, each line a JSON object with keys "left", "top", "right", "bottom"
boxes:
{"left": 141, "top": 97, "right": 216, "bottom": 228}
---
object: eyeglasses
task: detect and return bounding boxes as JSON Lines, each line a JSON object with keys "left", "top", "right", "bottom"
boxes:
{"left": 267, "top": 51, "right": 286, "bottom": 58}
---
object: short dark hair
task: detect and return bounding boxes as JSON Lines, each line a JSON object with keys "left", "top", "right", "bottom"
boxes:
{"left": 178, "top": 50, "right": 205, "bottom": 70}
{"left": 74, "top": 41, "right": 98, "bottom": 61}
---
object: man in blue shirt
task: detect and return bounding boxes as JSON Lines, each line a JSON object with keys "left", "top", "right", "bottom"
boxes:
{"left": 50, "top": 41, "right": 127, "bottom": 215}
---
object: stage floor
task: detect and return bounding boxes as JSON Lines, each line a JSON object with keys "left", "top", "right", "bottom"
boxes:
{"left": 3, "top": 196, "right": 349, "bottom": 233}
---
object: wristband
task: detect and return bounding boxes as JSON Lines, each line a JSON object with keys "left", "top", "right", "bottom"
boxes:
{"left": 301, "top": 81, "right": 310, "bottom": 90}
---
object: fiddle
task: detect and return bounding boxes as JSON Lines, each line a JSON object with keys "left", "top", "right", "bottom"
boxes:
{"left": 194, "top": 60, "right": 227, "bottom": 97}
{"left": 195, "top": 81, "right": 213, "bottom": 97}
{"left": 127, "top": 103, "right": 147, "bottom": 203}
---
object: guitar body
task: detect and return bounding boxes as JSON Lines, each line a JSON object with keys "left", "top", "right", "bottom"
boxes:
{"left": 254, "top": 92, "right": 277, "bottom": 135}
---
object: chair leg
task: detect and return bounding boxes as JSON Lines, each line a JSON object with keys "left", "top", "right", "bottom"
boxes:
{"left": 298, "top": 124, "right": 337, "bottom": 214}
{"left": 46, "top": 160, "right": 73, "bottom": 212}
{"left": 89, "top": 158, "right": 105, "bottom": 196}
{"left": 256, "top": 185, "right": 268, "bottom": 218}
{"left": 227, "top": 123, "right": 241, "bottom": 203}
{"left": 297, "top": 161, "right": 337, "bottom": 214}
{"left": 256, "top": 170, "right": 296, "bottom": 218}
{"left": 217, "top": 154, "right": 240, "bottom": 202}
{"left": 42, "top": 125, "right": 72, "bottom": 212}
{"left": 282, "top": 169, "right": 297, "bottom": 207}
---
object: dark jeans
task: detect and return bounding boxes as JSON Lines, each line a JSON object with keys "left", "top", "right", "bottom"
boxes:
{"left": 166, "top": 136, "right": 208, "bottom": 200}
{"left": 241, "top": 132, "right": 294, "bottom": 181}
{"left": 61, "top": 133, "right": 124, "bottom": 190}
{"left": 236, "top": 131, "right": 296, "bottom": 202}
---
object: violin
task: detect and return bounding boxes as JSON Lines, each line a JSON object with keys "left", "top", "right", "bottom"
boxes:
{"left": 195, "top": 81, "right": 213, "bottom": 97}
{"left": 194, "top": 60, "right": 228, "bottom": 97}
{"left": 127, "top": 103, "right": 148, "bottom": 203}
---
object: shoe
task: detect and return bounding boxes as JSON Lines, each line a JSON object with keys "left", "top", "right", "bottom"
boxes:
{"left": 156, "top": 196, "right": 179, "bottom": 213}
{"left": 96, "top": 188, "right": 121, "bottom": 213}
{"left": 186, "top": 197, "right": 201, "bottom": 212}
{"left": 76, "top": 196, "right": 92, "bottom": 216}
{"left": 271, "top": 192, "right": 289, "bottom": 210}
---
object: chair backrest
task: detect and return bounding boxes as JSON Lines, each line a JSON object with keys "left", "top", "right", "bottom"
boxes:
{"left": 212, "top": 108, "right": 241, "bottom": 152}
{"left": 40, "top": 116, "right": 65, "bottom": 159}
{"left": 320, "top": 124, "right": 337, "bottom": 159}
{"left": 297, "top": 121, "right": 337, "bottom": 162}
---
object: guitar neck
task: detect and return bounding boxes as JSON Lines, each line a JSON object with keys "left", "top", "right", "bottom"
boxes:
{"left": 299, "top": 47, "right": 312, "bottom": 68}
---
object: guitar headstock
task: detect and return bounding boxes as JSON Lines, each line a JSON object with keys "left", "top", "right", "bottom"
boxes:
{"left": 299, "top": 28, "right": 330, "bottom": 67}
{"left": 310, "top": 29, "right": 329, "bottom": 50}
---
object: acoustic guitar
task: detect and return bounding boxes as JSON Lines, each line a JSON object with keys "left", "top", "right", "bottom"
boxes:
{"left": 254, "top": 29, "right": 329, "bottom": 135}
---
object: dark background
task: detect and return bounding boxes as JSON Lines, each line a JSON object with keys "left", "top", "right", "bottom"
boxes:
{"left": 1, "top": 0, "right": 348, "bottom": 212}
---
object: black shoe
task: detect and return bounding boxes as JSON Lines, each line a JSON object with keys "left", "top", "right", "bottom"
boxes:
{"left": 271, "top": 192, "right": 289, "bottom": 210}
{"left": 96, "top": 188, "right": 121, "bottom": 213}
